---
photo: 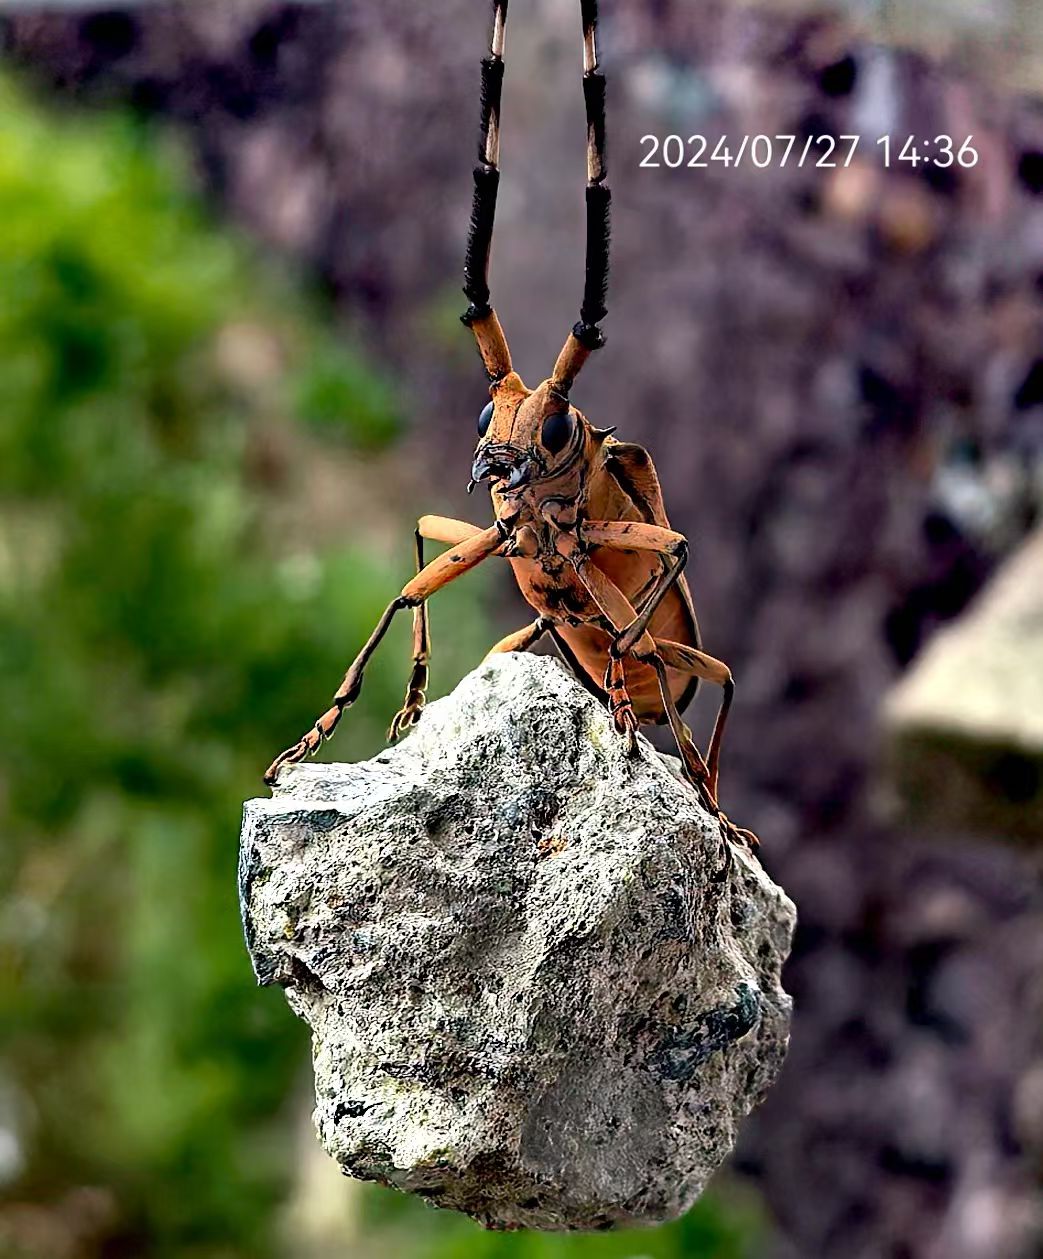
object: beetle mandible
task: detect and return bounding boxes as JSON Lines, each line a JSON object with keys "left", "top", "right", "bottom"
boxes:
{"left": 265, "top": 0, "right": 754, "bottom": 848}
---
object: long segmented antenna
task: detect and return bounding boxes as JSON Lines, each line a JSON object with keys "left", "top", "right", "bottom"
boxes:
{"left": 552, "top": 0, "right": 611, "bottom": 392}
{"left": 462, "top": 0, "right": 612, "bottom": 392}
{"left": 579, "top": 0, "right": 610, "bottom": 348}
{"left": 462, "top": 0, "right": 513, "bottom": 382}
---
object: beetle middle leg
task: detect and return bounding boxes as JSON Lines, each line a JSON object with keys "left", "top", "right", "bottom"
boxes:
{"left": 388, "top": 515, "right": 487, "bottom": 741}
{"left": 484, "top": 616, "right": 552, "bottom": 658}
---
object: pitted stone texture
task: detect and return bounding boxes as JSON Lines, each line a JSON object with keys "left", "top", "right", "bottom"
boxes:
{"left": 240, "top": 653, "right": 795, "bottom": 1231}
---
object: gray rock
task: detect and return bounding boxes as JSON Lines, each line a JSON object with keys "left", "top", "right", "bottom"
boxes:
{"left": 240, "top": 653, "right": 795, "bottom": 1231}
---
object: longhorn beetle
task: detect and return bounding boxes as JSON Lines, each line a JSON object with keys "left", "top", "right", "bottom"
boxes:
{"left": 265, "top": 1, "right": 755, "bottom": 848}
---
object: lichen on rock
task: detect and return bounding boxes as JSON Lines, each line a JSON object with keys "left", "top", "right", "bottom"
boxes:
{"left": 240, "top": 652, "right": 796, "bottom": 1230}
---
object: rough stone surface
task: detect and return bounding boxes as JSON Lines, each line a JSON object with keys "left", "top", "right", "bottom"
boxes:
{"left": 885, "top": 528, "right": 1043, "bottom": 841}
{"left": 240, "top": 653, "right": 795, "bottom": 1231}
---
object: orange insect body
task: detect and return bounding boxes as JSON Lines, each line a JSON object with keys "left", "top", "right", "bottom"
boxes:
{"left": 265, "top": 0, "right": 752, "bottom": 848}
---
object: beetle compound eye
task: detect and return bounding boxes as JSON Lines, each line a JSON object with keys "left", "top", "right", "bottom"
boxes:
{"left": 477, "top": 401, "right": 494, "bottom": 437}
{"left": 540, "top": 410, "right": 574, "bottom": 455}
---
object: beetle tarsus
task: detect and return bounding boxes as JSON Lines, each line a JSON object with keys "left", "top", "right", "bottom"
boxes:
{"left": 264, "top": 718, "right": 326, "bottom": 785}
{"left": 388, "top": 708, "right": 420, "bottom": 741}
{"left": 388, "top": 659, "right": 428, "bottom": 741}
{"left": 718, "top": 812, "right": 760, "bottom": 853}
{"left": 611, "top": 702, "right": 638, "bottom": 752}
{"left": 603, "top": 655, "right": 639, "bottom": 751}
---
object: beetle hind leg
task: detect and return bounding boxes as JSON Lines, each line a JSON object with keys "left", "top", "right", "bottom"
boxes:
{"left": 652, "top": 639, "right": 733, "bottom": 801}
{"left": 646, "top": 648, "right": 759, "bottom": 852}
{"left": 645, "top": 652, "right": 715, "bottom": 800}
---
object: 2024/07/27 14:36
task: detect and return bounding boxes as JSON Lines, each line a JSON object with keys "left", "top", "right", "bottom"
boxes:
{"left": 638, "top": 132, "right": 980, "bottom": 170}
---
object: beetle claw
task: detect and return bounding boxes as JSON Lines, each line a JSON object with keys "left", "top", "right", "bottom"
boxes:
{"left": 388, "top": 704, "right": 422, "bottom": 741}
{"left": 612, "top": 704, "right": 639, "bottom": 752}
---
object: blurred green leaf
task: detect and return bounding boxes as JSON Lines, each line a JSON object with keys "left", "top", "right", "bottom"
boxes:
{"left": 292, "top": 341, "right": 402, "bottom": 448}
{"left": 352, "top": 1175, "right": 764, "bottom": 1259}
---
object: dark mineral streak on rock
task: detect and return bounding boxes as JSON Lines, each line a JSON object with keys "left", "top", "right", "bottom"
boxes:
{"left": 240, "top": 653, "right": 795, "bottom": 1231}
{"left": 651, "top": 983, "right": 764, "bottom": 1082}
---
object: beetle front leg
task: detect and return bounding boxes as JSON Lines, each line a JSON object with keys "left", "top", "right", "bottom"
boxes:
{"left": 577, "top": 519, "right": 688, "bottom": 656}
{"left": 265, "top": 522, "right": 503, "bottom": 784}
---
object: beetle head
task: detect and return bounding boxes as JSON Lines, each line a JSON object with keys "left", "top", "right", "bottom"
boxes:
{"left": 469, "top": 373, "right": 612, "bottom": 510}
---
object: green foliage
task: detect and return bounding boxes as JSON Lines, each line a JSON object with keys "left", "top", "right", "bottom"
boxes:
{"left": 0, "top": 74, "right": 486, "bottom": 1258}
{"left": 357, "top": 1179, "right": 765, "bottom": 1259}
{"left": 292, "top": 342, "right": 401, "bottom": 448}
